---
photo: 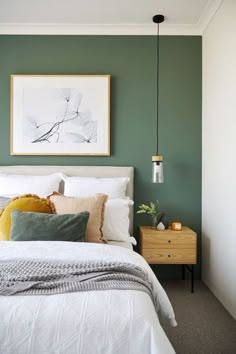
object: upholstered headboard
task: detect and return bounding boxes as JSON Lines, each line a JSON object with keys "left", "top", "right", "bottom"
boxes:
{"left": 0, "top": 165, "right": 134, "bottom": 233}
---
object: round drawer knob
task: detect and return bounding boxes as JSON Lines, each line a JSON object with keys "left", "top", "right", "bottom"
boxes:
{"left": 168, "top": 254, "right": 171, "bottom": 257}
{"left": 168, "top": 240, "right": 171, "bottom": 243}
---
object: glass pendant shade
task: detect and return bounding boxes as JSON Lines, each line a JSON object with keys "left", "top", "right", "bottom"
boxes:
{"left": 152, "top": 155, "right": 164, "bottom": 183}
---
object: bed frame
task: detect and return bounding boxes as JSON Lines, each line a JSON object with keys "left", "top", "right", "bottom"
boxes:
{"left": 0, "top": 165, "right": 134, "bottom": 233}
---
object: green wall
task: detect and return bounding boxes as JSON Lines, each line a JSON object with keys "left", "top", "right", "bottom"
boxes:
{"left": 0, "top": 35, "right": 202, "bottom": 278}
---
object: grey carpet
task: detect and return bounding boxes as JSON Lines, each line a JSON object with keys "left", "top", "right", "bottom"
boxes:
{"left": 160, "top": 280, "right": 236, "bottom": 354}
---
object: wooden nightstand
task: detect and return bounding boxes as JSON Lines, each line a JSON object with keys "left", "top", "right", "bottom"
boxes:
{"left": 139, "top": 226, "right": 197, "bottom": 292}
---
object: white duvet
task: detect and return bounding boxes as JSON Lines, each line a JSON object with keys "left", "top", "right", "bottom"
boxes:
{"left": 0, "top": 241, "right": 176, "bottom": 354}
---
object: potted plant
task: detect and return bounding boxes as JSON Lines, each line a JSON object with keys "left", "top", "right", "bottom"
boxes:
{"left": 137, "top": 200, "right": 162, "bottom": 229}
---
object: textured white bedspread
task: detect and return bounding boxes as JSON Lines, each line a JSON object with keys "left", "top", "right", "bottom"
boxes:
{"left": 0, "top": 241, "right": 176, "bottom": 354}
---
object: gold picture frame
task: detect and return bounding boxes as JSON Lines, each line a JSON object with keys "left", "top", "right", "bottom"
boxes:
{"left": 11, "top": 75, "right": 110, "bottom": 156}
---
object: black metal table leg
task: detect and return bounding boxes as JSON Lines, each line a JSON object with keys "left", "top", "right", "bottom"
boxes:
{"left": 182, "top": 265, "right": 185, "bottom": 280}
{"left": 184, "top": 264, "right": 194, "bottom": 293}
{"left": 191, "top": 265, "right": 194, "bottom": 293}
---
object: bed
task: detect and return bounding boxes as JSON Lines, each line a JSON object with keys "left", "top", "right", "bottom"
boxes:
{"left": 0, "top": 165, "right": 176, "bottom": 354}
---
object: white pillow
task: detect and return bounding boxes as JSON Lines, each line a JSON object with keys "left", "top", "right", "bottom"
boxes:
{"left": 0, "top": 196, "right": 11, "bottom": 210}
{"left": 0, "top": 173, "right": 61, "bottom": 198}
{"left": 62, "top": 175, "right": 130, "bottom": 199}
{"left": 102, "top": 198, "right": 136, "bottom": 245}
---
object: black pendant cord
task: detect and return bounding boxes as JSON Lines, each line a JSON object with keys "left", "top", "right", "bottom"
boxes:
{"left": 153, "top": 14, "right": 164, "bottom": 157}
{"left": 156, "top": 22, "right": 160, "bottom": 156}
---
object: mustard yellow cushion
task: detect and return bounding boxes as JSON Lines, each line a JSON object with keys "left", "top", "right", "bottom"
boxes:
{"left": 0, "top": 194, "right": 55, "bottom": 241}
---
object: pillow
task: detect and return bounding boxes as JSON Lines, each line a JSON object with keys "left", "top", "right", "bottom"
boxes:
{"left": 62, "top": 175, "right": 129, "bottom": 199}
{"left": 102, "top": 198, "right": 137, "bottom": 245}
{"left": 0, "top": 173, "right": 61, "bottom": 197}
{"left": 49, "top": 193, "right": 108, "bottom": 243}
{"left": 10, "top": 210, "right": 89, "bottom": 242}
{"left": 0, "top": 194, "right": 55, "bottom": 241}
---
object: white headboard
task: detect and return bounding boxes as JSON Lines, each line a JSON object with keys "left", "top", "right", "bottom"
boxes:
{"left": 0, "top": 165, "right": 134, "bottom": 233}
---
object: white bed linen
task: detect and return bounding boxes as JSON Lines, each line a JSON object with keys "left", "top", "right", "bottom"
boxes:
{"left": 0, "top": 241, "right": 176, "bottom": 354}
{"left": 107, "top": 240, "right": 133, "bottom": 250}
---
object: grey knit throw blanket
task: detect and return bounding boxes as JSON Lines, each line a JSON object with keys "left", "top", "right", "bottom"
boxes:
{"left": 0, "top": 259, "right": 157, "bottom": 308}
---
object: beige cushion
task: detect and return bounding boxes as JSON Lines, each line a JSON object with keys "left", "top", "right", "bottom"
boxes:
{"left": 49, "top": 193, "right": 108, "bottom": 243}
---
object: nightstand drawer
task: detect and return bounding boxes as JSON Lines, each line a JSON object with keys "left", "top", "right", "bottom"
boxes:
{"left": 141, "top": 233, "right": 196, "bottom": 248}
{"left": 142, "top": 248, "right": 197, "bottom": 264}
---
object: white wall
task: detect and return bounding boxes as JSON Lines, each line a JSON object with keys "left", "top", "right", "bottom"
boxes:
{"left": 202, "top": 0, "right": 236, "bottom": 319}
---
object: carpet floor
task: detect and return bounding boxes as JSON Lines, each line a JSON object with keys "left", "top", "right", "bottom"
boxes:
{"left": 160, "top": 280, "right": 236, "bottom": 354}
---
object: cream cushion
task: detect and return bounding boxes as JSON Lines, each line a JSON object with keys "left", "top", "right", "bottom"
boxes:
{"left": 49, "top": 193, "right": 108, "bottom": 243}
{"left": 102, "top": 198, "right": 136, "bottom": 245}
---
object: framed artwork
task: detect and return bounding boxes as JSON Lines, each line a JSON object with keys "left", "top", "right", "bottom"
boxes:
{"left": 10, "top": 75, "right": 110, "bottom": 155}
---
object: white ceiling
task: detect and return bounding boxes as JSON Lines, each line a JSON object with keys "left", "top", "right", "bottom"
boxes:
{"left": 0, "top": 0, "right": 223, "bottom": 35}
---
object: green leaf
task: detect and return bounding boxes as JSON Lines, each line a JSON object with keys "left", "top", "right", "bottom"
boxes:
{"left": 150, "top": 202, "right": 155, "bottom": 209}
{"left": 136, "top": 200, "right": 162, "bottom": 217}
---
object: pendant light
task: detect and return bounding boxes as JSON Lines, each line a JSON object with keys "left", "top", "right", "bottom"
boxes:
{"left": 152, "top": 14, "right": 164, "bottom": 183}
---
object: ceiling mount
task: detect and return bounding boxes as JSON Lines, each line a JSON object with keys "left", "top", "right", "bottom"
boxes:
{"left": 153, "top": 14, "right": 165, "bottom": 24}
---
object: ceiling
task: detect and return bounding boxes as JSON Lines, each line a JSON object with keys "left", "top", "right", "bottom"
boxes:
{"left": 0, "top": 0, "right": 223, "bottom": 35}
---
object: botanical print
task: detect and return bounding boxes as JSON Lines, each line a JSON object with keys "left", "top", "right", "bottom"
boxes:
{"left": 24, "top": 88, "right": 97, "bottom": 144}
{"left": 11, "top": 75, "right": 110, "bottom": 155}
